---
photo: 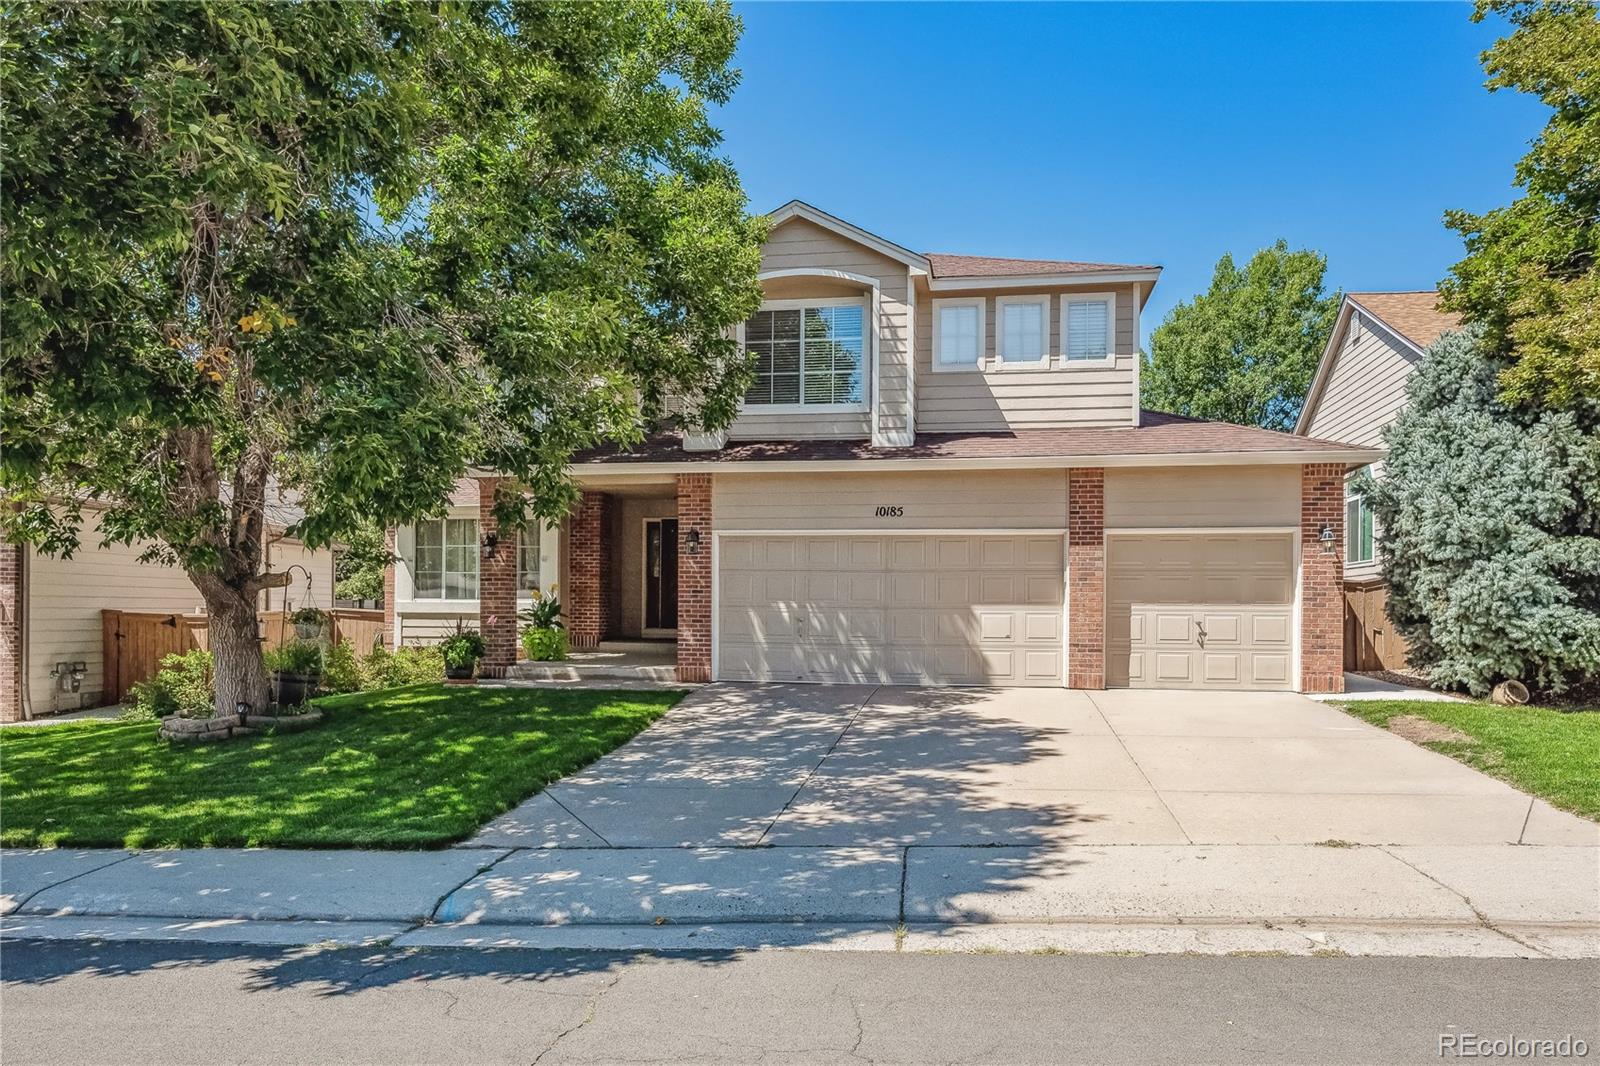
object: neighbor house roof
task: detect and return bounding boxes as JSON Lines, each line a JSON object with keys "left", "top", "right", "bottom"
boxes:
{"left": 924, "top": 253, "right": 1162, "bottom": 279}
{"left": 1294, "top": 290, "right": 1463, "bottom": 435}
{"left": 1346, "top": 291, "right": 1462, "bottom": 352}
{"left": 571, "top": 411, "right": 1379, "bottom": 473}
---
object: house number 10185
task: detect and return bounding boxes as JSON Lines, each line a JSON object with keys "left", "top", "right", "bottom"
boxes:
{"left": 874, "top": 505, "right": 904, "bottom": 517}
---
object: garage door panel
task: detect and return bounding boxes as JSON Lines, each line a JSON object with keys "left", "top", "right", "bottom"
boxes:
{"left": 718, "top": 534, "right": 1063, "bottom": 686}
{"left": 1107, "top": 533, "right": 1294, "bottom": 691}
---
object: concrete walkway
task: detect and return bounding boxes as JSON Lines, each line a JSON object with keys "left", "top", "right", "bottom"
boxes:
{"left": 4, "top": 685, "right": 1597, "bottom": 957}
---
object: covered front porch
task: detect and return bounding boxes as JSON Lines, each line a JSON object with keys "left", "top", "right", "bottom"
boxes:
{"left": 473, "top": 473, "right": 711, "bottom": 683}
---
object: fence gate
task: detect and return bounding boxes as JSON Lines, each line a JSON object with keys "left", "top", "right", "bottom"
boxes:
{"left": 100, "top": 610, "right": 206, "bottom": 705}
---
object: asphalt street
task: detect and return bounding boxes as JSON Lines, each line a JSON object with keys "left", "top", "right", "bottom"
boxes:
{"left": 2, "top": 939, "right": 1596, "bottom": 1065}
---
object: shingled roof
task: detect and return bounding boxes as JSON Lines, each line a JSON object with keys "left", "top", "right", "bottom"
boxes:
{"left": 1348, "top": 291, "right": 1462, "bottom": 352}
{"left": 573, "top": 411, "right": 1377, "bottom": 468}
{"left": 925, "top": 253, "right": 1161, "bottom": 279}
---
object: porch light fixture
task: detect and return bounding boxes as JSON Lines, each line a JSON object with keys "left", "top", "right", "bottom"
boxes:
{"left": 1319, "top": 525, "right": 1336, "bottom": 554}
{"left": 684, "top": 528, "right": 702, "bottom": 554}
{"left": 480, "top": 531, "right": 499, "bottom": 559}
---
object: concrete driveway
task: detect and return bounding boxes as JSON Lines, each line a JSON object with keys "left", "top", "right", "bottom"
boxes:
{"left": 470, "top": 684, "right": 1598, "bottom": 849}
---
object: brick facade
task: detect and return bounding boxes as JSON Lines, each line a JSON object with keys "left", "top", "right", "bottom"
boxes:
{"left": 567, "top": 490, "right": 608, "bottom": 650}
{"left": 0, "top": 537, "right": 22, "bottom": 722}
{"left": 675, "top": 473, "right": 713, "bottom": 683}
{"left": 476, "top": 478, "right": 519, "bottom": 676}
{"left": 1300, "top": 462, "right": 1346, "bottom": 693}
{"left": 382, "top": 526, "right": 397, "bottom": 650}
{"left": 1067, "top": 468, "right": 1106, "bottom": 689}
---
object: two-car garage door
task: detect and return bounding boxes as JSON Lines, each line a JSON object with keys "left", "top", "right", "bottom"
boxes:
{"left": 718, "top": 534, "right": 1064, "bottom": 686}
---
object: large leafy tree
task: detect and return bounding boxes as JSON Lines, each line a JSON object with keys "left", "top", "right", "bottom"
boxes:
{"left": 1141, "top": 241, "right": 1340, "bottom": 432}
{"left": 1, "top": 2, "right": 765, "bottom": 714}
{"left": 1364, "top": 329, "right": 1600, "bottom": 696}
{"left": 1442, "top": 0, "right": 1600, "bottom": 415}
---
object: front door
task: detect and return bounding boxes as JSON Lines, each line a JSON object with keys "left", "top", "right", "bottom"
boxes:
{"left": 644, "top": 518, "right": 679, "bottom": 632}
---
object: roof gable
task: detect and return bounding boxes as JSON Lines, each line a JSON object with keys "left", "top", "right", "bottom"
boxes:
{"left": 765, "top": 200, "right": 929, "bottom": 272}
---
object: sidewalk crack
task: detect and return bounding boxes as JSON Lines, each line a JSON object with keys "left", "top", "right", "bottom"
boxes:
{"left": 1516, "top": 796, "right": 1535, "bottom": 845}
{"left": 10, "top": 851, "right": 138, "bottom": 914}
{"left": 1377, "top": 845, "right": 1547, "bottom": 956}
{"left": 422, "top": 848, "right": 520, "bottom": 926}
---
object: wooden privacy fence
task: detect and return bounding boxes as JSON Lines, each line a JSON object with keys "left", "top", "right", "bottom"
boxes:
{"left": 1343, "top": 583, "right": 1410, "bottom": 673}
{"left": 102, "top": 608, "right": 388, "bottom": 705}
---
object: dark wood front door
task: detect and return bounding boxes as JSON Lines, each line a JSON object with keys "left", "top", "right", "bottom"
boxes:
{"left": 644, "top": 518, "right": 679, "bottom": 631}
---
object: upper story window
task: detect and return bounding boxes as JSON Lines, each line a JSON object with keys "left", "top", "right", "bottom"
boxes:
{"left": 1064, "top": 294, "right": 1115, "bottom": 364}
{"left": 933, "top": 298, "right": 984, "bottom": 371}
{"left": 412, "top": 517, "right": 478, "bottom": 600}
{"left": 743, "top": 299, "right": 865, "bottom": 408}
{"left": 996, "top": 295, "right": 1049, "bottom": 366}
{"left": 1346, "top": 493, "right": 1375, "bottom": 564}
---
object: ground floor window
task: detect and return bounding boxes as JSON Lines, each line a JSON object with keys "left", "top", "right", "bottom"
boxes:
{"left": 1346, "top": 494, "right": 1374, "bottom": 564}
{"left": 518, "top": 524, "right": 544, "bottom": 592}
{"left": 412, "top": 517, "right": 479, "bottom": 599}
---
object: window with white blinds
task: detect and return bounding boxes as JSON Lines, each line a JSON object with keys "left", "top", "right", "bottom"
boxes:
{"left": 996, "top": 296, "right": 1048, "bottom": 364}
{"left": 743, "top": 302, "right": 865, "bottom": 406}
{"left": 1065, "top": 297, "right": 1113, "bottom": 361}
{"left": 934, "top": 300, "right": 983, "bottom": 368}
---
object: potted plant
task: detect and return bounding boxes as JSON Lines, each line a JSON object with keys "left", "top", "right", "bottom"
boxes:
{"left": 290, "top": 606, "right": 327, "bottom": 640}
{"left": 518, "top": 588, "right": 566, "bottom": 662}
{"left": 440, "top": 623, "right": 486, "bottom": 681}
{"left": 265, "top": 639, "right": 323, "bottom": 706}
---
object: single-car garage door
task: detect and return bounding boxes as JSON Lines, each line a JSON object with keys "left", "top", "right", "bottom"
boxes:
{"left": 718, "top": 534, "right": 1063, "bottom": 686}
{"left": 1107, "top": 532, "right": 1295, "bottom": 690}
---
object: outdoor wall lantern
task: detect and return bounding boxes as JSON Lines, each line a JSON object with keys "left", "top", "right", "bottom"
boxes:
{"left": 1319, "top": 525, "right": 1336, "bottom": 554}
{"left": 480, "top": 531, "right": 499, "bottom": 559}
{"left": 684, "top": 527, "right": 702, "bottom": 554}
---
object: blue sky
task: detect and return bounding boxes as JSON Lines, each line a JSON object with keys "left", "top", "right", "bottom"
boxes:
{"left": 715, "top": 2, "right": 1546, "bottom": 345}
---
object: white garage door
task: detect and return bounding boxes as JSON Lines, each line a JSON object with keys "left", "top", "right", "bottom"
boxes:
{"left": 1107, "top": 533, "right": 1295, "bottom": 691}
{"left": 718, "top": 534, "right": 1063, "bottom": 686}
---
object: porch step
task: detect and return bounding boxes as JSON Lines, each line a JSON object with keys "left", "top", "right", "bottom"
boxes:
{"left": 505, "top": 662, "right": 680, "bottom": 682}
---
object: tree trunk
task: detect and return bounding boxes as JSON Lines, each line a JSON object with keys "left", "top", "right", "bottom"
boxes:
{"left": 194, "top": 578, "right": 270, "bottom": 717}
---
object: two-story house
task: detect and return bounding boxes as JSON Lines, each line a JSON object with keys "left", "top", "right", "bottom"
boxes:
{"left": 386, "top": 202, "right": 1379, "bottom": 693}
{"left": 1294, "top": 290, "right": 1462, "bottom": 671}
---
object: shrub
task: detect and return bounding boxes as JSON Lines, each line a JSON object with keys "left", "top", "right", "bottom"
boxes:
{"left": 121, "top": 649, "right": 214, "bottom": 720}
{"left": 358, "top": 644, "right": 445, "bottom": 689}
{"left": 321, "top": 640, "right": 362, "bottom": 693}
{"left": 521, "top": 625, "right": 568, "bottom": 662}
{"left": 1365, "top": 328, "right": 1600, "bottom": 696}
{"left": 518, "top": 588, "right": 563, "bottom": 631}
{"left": 440, "top": 627, "right": 485, "bottom": 670}
{"left": 265, "top": 640, "right": 323, "bottom": 675}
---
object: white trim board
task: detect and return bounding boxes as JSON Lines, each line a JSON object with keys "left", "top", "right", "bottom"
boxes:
{"left": 712, "top": 528, "right": 1067, "bottom": 538}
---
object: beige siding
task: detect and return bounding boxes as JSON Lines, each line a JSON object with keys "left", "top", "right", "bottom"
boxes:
{"left": 713, "top": 470, "right": 1068, "bottom": 532}
{"left": 24, "top": 513, "right": 334, "bottom": 714}
{"left": 733, "top": 218, "right": 911, "bottom": 442}
{"left": 1104, "top": 466, "right": 1299, "bottom": 529}
{"left": 1304, "top": 314, "right": 1417, "bottom": 449}
{"left": 915, "top": 283, "right": 1139, "bottom": 431}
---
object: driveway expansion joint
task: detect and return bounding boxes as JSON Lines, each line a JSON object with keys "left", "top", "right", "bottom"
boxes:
{"left": 424, "top": 848, "right": 517, "bottom": 925}
{"left": 7, "top": 851, "right": 137, "bottom": 915}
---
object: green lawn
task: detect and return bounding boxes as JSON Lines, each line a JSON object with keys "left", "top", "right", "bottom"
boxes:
{"left": 0, "top": 684, "right": 683, "bottom": 849}
{"left": 1336, "top": 698, "right": 1600, "bottom": 820}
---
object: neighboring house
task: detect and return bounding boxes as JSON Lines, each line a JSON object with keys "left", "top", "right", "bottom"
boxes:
{"left": 386, "top": 200, "right": 1379, "bottom": 693}
{"left": 0, "top": 492, "right": 335, "bottom": 721}
{"left": 1294, "top": 290, "right": 1462, "bottom": 670}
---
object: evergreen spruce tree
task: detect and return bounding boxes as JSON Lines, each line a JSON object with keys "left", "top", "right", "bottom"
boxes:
{"left": 1364, "top": 329, "right": 1600, "bottom": 696}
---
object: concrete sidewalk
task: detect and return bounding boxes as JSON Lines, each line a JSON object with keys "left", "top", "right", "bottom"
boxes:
{"left": 5, "top": 841, "right": 1596, "bottom": 958}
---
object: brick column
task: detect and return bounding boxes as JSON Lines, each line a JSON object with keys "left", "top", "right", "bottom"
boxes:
{"left": 567, "top": 491, "right": 606, "bottom": 650}
{"left": 477, "top": 478, "right": 519, "bottom": 677}
{"left": 0, "top": 538, "right": 22, "bottom": 722}
{"left": 1067, "top": 468, "right": 1106, "bottom": 690}
{"left": 382, "top": 526, "right": 397, "bottom": 650}
{"left": 1300, "top": 463, "right": 1346, "bottom": 693}
{"left": 676, "top": 473, "right": 713, "bottom": 683}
